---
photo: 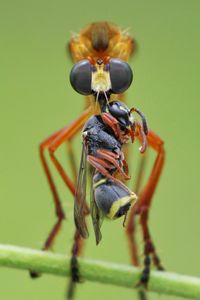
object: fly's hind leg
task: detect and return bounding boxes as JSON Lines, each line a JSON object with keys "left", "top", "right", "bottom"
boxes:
{"left": 138, "top": 130, "right": 165, "bottom": 276}
{"left": 39, "top": 108, "right": 91, "bottom": 250}
{"left": 67, "top": 225, "right": 89, "bottom": 299}
{"left": 67, "top": 230, "right": 83, "bottom": 300}
{"left": 126, "top": 130, "right": 165, "bottom": 287}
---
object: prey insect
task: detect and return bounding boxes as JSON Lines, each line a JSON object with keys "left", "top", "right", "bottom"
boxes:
{"left": 75, "top": 100, "right": 148, "bottom": 245}
{"left": 31, "top": 22, "right": 165, "bottom": 299}
{"left": 68, "top": 100, "right": 148, "bottom": 299}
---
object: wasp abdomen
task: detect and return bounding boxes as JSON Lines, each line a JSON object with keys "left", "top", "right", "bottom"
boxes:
{"left": 93, "top": 172, "right": 137, "bottom": 220}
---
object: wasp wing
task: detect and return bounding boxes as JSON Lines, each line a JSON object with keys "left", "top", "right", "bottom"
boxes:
{"left": 74, "top": 143, "right": 89, "bottom": 239}
{"left": 90, "top": 178, "right": 104, "bottom": 245}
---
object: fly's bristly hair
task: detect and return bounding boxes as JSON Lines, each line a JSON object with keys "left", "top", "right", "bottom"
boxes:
{"left": 91, "top": 63, "right": 111, "bottom": 94}
{"left": 68, "top": 22, "right": 135, "bottom": 63}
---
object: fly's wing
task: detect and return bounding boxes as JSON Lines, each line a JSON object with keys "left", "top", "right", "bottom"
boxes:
{"left": 74, "top": 143, "right": 89, "bottom": 239}
{"left": 90, "top": 179, "right": 104, "bottom": 245}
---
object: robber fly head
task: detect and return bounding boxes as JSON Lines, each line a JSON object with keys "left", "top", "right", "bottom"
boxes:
{"left": 70, "top": 58, "right": 133, "bottom": 96}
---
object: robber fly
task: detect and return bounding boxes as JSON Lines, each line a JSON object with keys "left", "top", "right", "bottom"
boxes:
{"left": 31, "top": 22, "right": 165, "bottom": 300}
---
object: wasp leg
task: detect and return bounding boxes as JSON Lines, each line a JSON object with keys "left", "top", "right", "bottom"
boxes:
{"left": 87, "top": 155, "right": 122, "bottom": 185}
{"left": 87, "top": 155, "right": 130, "bottom": 190}
{"left": 87, "top": 155, "right": 114, "bottom": 178}
{"left": 96, "top": 148, "right": 120, "bottom": 159}
{"left": 30, "top": 108, "right": 91, "bottom": 278}
{"left": 126, "top": 130, "right": 165, "bottom": 287}
{"left": 96, "top": 149, "right": 130, "bottom": 179}
{"left": 101, "top": 112, "right": 122, "bottom": 140}
{"left": 134, "top": 121, "right": 148, "bottom": 154}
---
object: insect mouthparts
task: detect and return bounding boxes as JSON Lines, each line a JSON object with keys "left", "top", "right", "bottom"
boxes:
{"left": 97, "top": 59, "right": 104, "bottom": 65}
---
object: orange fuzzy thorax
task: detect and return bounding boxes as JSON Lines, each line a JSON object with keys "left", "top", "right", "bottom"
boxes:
{"left": 68, "top": 22, "right": 135, "bottom": 63}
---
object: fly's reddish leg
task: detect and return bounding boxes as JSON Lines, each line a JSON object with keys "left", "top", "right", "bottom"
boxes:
{"left": 127, "top": 154, "right": 148, "bottom": 267}
{"left": 67, "top": 230, "right": 84, "bottom": 299}
{"left": 39, "top": 130, "right": 66, "bottom": 251}
{"left": 30, "top": 108, "right": 91, "bottom": 279}
{"left": 39, "top": 108, "right": 91, "bottom": 250}
{"left": 66, "top": 140, "right": 78, "bottom": 183}
{"left": 126, "top": 130, "right": 165, "bottom": 284}
{"left": 134, "top": 154, "right": 147, "bottom": 196}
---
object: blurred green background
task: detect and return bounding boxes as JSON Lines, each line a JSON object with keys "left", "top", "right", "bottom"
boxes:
{"left": 0, "top": 0, "right": 200, "bottom": 299}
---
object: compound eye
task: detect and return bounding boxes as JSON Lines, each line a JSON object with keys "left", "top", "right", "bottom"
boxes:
{"left": 109, "top": 58, "right": 133, "bottom": 94}
{"left": 70, "top": 60, "right": 92, "bottom": 95}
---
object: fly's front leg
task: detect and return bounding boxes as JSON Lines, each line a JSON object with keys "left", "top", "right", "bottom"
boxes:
{"left": 66, "top": 139, "right": 78, "bottom": 183}
{"left": 39, "top": 129, "right": 67, "bottom": 252}
{"left": 30, "top": 108, "right": 91, "bottom": 278}
{"left": 43, "top": 108, "right": 91, "bottom": 249}
{"left": 126, "top": 129, "right": 165, "bottom": 287}
{"left": 30, "top": 128, "right": 68, "bottom": 278}
{"left": 44, "top": 108, "right": 92, "bottom": 299}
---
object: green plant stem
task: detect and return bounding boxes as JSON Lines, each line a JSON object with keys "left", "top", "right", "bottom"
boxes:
{"left": 0, "top": 244, "right": 199, "bottom": 299}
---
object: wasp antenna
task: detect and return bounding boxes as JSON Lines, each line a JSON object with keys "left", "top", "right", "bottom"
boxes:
{"left": 135, "top": 120, "right": 148, "bottom": 153}
{"left": 130, "top": 107, "right": 148, "bottom": 135}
